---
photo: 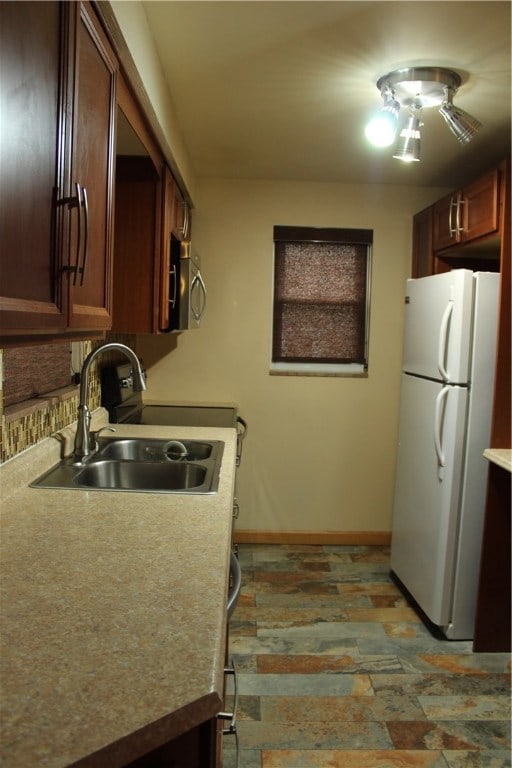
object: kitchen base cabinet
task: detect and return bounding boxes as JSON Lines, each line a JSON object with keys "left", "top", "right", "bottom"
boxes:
{"left": 473, "top": 462, "right": 511, "bottom": 652}
{"left": 124, "top": 718, "right": 217, "bottom": 768}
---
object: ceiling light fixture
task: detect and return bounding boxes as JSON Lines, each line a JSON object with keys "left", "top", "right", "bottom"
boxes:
{"left": 438, "top": 87, "right": 482, "bottom": 144}
{"left": 365, "top": 66, "right": 481, "bottom": 162}
{"left": 392, "top": 104, "right": 422, "bottom": 162}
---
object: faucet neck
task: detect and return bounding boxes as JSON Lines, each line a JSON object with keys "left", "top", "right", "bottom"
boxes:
{"left": 72, "top": 342, "right": 146, "bottom": 464}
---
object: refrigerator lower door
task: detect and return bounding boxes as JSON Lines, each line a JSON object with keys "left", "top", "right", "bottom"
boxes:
{"left": 402, "top": 269, "right": 474, "bottom": 384}
{"left": 390, "top": 374, "right": 468, "bottom": 631}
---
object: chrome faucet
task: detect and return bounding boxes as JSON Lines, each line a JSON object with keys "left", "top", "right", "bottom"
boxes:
{"left": 73, "top": 342, "right": 146, "bottom": 464}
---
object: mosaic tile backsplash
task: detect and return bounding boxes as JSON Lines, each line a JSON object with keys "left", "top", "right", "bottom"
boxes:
{"left": 1, "top": 335, "right": 138, "bottom": 463}
{"left": 0, "top": 342, "right": 101, "bottom": 464}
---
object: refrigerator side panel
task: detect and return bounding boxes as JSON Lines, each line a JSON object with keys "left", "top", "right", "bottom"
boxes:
{"left": 390, "top": 374, "right": 468, "bottom": 628}
{"left": 403, "top": 270, "right": 473, "bottom": 383}
{"left": 447, "top": 272, "right": 500, "bottom": 639}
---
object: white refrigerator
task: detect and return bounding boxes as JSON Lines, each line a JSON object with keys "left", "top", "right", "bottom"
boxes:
{"left": 390, "top": 269, "right": 499, "bottom": 640}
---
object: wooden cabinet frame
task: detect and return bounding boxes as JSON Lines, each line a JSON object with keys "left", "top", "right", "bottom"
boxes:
{"left": 0, "top": 1, "right": 118, "bottom": 342}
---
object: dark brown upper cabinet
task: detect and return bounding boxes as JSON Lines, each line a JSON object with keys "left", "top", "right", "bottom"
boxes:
{"left": 432, "top": 167, "right": 501, "bottom": 252}
{"left": 112, "top": 75, "right": 191, "bottom": 335}
{"left": 411, "top": 160, "right": 507, "bottom": 279}
{"left": 0, "top": 1, "right": 118, "bottom": 341}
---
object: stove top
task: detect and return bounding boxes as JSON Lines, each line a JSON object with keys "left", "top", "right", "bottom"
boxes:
{"left": 101, "top": 364, "right": 239, "bottom": 428}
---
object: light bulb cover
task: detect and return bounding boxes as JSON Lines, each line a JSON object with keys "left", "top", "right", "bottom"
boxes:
{"left": 438, "top": 100, "right": 482, "bottom": 144}
{"left": 392, "top": 110, "right": 421, "bottom": 162}
{"left": 364, "top": 89, "right": 400, "bottom": 147}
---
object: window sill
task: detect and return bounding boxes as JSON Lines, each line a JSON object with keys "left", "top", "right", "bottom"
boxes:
{"left": 269, "top": 362, "right": 367, "bottom": 377}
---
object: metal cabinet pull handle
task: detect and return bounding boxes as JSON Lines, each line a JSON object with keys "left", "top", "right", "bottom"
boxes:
{"left": 448, "top": 196, "right": 457, "bottom": 236}
{"left": 57, "top": 182, "right": 89, "bottom": 286}
{"left": 57, "top": 182, "right": 82, "bottom": 284}
{"left": 79, "top": 186, "right": 89, "bottom": 286}
{"left": 456, "top": 196, "right": 465, "bottom": 233}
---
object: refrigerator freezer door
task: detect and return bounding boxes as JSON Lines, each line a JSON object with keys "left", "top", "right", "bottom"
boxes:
{"left": 402, "top": 270, "right": 474, "bottom": 384}
{"left": 390, "top": 374, "right": 468, "bottom": 628}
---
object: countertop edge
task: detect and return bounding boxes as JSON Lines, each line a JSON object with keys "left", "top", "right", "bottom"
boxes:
{"left": 70, "top": 693, "right": 223, "bottom": 768}
{"left": 483, "top": 448, "right": 512, "bottom": 473}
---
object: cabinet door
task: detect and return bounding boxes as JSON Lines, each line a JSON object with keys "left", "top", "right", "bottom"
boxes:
{"left": 113, "top": 157, "right": 160, "bottom": 334}
{"left": 66, "top": 1, "right": 117, "bottom": 331}
{"left": 411, "top": 205, "right": 434, "bottom": 278}
{"left": 432, "top": 192, "right": 461, "bottom": 251}
{"left": 461, "top": 168, "right": 500, "bottom": 242}
{"left": 0, "top": 1, "right": 67, "bottom": 333}
{"left": 433, "top": 168, "right": 501, "bottom": 254}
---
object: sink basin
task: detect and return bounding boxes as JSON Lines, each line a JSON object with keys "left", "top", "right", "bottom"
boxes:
{"left": 76, "top": 460, "right": 208, "bottom": 492}
{"left": 95, "top": 437, "right": 216, "bottom": 462}
{"left": 30, "top": 438, "right": 224, "bottom": 494}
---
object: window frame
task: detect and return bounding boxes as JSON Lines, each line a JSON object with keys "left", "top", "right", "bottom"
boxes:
{"left": 270, "top": 225, "right": 373, "bottom": 377}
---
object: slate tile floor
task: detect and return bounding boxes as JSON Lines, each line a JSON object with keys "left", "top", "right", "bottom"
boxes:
{"left": 223, "top": 544, "right": 511, "bottom": 768}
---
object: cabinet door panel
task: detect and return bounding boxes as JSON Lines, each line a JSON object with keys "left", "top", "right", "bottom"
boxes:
{"left": 462, "top": 168, "right": 500, "bottom": 241}
{"left": 411, "top": 206, "right": 433, "bottom": 278}
{"left": 113, "top": 158, "right": 160, "bottom": 333}
{"left": 432, "top": 193, "right": 460, "bottom": 251}
{"left": 0, "top": 1, "right": 67, "bottom": 331}
{"left": 67, "top": 2, "right": 117, "bottom": 330}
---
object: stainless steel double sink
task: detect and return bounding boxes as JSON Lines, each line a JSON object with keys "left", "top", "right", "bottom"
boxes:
{"left": 31, "top": 437, "right": 224, "bottom": 494}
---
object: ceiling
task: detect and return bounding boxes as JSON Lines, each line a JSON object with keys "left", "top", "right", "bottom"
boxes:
{"left": 142, "top": 1, "right": 511, "bottom": 189}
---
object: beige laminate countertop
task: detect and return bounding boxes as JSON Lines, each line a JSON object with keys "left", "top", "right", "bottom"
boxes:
{"left": 0, "top": 415, "right": 237, "bottom": 767}
{"left": 483, "top": 448, "right": 512, "bottom": 473}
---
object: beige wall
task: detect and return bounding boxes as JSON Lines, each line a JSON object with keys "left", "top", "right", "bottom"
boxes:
{"left": 137, "top": 178, "right": 446, "bottom": 538}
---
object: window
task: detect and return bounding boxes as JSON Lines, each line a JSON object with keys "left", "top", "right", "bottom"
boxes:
{"left": 271, "top": 226, "right": 372, "bottom": 375}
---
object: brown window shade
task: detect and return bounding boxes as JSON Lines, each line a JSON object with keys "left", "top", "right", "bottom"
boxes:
{"left": 272, "top": 227, "right": 372, "bottom": 367}
{"left": 3, "top": 344, "right": 72, "bottom": 407}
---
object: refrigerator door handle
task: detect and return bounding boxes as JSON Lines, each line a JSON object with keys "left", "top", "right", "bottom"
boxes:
{"left": 434, "top": 385, "right": 450, "bottom": 480}
{"left": 437, "top": 297, "right": 454, "bottom": 382}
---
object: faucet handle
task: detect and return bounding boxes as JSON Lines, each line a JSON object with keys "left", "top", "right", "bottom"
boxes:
{"left": 90, "top": 426, "right": 116, "bottom": 451}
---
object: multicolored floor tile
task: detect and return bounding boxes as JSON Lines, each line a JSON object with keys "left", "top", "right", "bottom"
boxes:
{"left": 223, "top": 544, "right": 511, "bottom": 768}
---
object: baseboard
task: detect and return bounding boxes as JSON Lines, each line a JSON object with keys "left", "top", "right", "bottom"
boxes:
{"left": 233, "top": 530, "right": 392, "bottom": 546}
